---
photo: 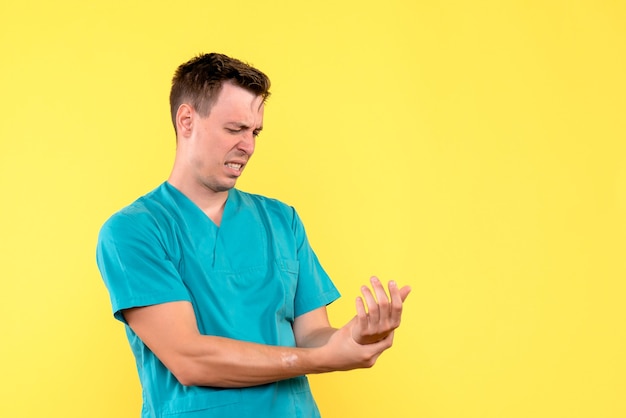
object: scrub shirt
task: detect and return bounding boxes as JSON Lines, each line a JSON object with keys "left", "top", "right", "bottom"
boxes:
{"left": 96, "top": 182, "right": 340, "bottom": 418}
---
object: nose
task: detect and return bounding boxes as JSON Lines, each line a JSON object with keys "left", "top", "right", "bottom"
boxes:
{"left": 237, "top": 132, "right": 255, "bottom": 156}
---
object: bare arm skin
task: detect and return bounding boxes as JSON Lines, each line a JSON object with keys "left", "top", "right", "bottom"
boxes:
{"left": 123, "top": 276, "right": 411, "bottom": 388}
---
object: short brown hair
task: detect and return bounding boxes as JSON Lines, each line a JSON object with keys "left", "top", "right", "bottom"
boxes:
{"left": 169, "top": 53, "right": 271, "bottom": 132}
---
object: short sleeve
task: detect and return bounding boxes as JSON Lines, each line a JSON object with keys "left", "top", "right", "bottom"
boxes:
{"left": 96, "top": 209, "right": 191, "bottom": 323}
{"left": 290, "top": 209, "right": 341, "bottom": 317}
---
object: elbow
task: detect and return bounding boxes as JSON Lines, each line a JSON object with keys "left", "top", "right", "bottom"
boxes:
{"left": 168, "top": 359, "right": 231, "bottom": 388}
{"left": 172, "top": 369, "right": 199, "bottom": 387}
{"left": 168, "top": 362, "right": 198, "bottom": 387}
{"left": 170, "top": 363, "right": 215, "bottom": 387}
{"left": 166, "top": 357, "right": 207, "bottom": 387}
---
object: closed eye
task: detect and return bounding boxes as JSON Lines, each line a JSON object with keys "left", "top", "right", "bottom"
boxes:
{"left": 225, "top": 124, "right": 262, "bottom": 137}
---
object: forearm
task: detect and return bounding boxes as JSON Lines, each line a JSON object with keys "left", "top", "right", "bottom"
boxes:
{"left": 123, "top": 278, "right": 412, "bottom": 389}
{"left": 123, "top": 302, "right": 372, "bottom": 388}
{"left": 166, "top": 324, "right": 394, "bottom": 388}
{"left": 168, "top": 334, "right": 333, "bottom": 387}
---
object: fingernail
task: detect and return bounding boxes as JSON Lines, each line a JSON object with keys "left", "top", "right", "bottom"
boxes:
{"left": 389, "top": 280, "right": 397, "bottom": 287}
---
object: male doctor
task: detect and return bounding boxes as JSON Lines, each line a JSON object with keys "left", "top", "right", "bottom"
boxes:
{"left": 96, "top": 52, "right": 411, "bottom": 418}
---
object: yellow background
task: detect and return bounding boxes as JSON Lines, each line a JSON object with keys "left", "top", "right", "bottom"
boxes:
{"left": 1, "top": 1, "right": 625, "bottom": 417}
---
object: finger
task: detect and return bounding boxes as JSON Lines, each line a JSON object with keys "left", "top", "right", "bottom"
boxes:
{"left": 370, "top": 276, "right": 391, "bottom": 317}
{"left": 399, "top": 285, "right": 412, "bottom": 302}
{"left": 353, "top": 296, "right": 368, "bottom": 343}
{"left": 370, "top": 329, "right": 395, "bottom": 351}
{"left": 388, "top": 281, "right": 404, "bottom": 325}
{"left": 388, "top": 280, "right": 402, "bottom": 305}
{"left": 361, "top": 284, "right": 380, "bottom": 324}
{"left": 355, "top": 296, "right": 367, "bottom": 322}
{"left": 388, "top": 282, "right": 412, "bottom": 302}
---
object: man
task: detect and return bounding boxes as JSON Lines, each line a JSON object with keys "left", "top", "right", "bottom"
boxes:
{"left": 96, "top": 52, "right": 411, "bottom": 418}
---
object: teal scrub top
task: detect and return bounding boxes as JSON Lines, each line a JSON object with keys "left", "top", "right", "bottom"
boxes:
{"left": 96, "top": 182, "right": 340, "bottom": 418}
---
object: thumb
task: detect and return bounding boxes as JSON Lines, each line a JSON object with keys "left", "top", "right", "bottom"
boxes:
{"left": 399, "top": 285, "right": 412, "bottom": 302}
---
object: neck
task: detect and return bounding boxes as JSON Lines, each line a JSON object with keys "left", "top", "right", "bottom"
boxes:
{"left": 167, "top": 175, "right": 229, "bottom": 226}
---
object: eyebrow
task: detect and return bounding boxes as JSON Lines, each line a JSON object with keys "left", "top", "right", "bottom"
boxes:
{"left": 226, "top": 122, "right": 263, "bottom": 132}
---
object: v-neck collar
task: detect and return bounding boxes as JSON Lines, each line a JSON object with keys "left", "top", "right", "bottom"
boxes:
{"left": 163, "top": 181, "right": 239, "bottom": 230}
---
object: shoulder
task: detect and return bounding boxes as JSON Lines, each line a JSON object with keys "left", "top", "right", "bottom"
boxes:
{"left": 99, "top": 183, "right": 173, "bottom": 239}
{"left": 233, "top": 189, "right": 296, "bottom": 218}
{"left": 231, "top": 189, "right": 311, "bottom": 238}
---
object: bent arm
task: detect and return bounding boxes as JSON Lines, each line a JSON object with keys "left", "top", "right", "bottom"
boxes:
{"left": 124, "top": 276, "right": 411, "bottom": 388}
{"left": 123, "top": 301, "right": 388, "bottom": 388}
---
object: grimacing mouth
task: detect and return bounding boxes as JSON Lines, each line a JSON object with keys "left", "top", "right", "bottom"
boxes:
{"left": 225, "top": 162, "right": 243, "bottom": 171}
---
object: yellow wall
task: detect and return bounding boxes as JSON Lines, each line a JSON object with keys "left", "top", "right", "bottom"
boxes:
{"left": 1, "top": 1, "right": 625, "bottom": 417}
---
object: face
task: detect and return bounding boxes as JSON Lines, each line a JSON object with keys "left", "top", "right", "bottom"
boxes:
{"left": 178, "top": 82, "right": 265, "bottom": 196}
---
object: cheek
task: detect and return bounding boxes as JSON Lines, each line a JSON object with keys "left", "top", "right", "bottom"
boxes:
{"left": 186, "top": 142, "right": 209, "bottom": 168}
{"left": 189, "top": 143, "right": 225, "bottom": 170}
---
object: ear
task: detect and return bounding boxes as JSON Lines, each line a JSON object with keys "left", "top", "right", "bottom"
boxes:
{"left": 175, "top": 104, "right": 194, "bottom": 138}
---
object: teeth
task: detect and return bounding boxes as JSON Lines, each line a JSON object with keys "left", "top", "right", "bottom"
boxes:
{"left": 226, "top": 163, "right": 242, "bottom": 170}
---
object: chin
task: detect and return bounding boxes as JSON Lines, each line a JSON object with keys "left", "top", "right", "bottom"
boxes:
{"left": 215, "top": 180, "right": 238, "bottom": 192}
{"left": 200, "top": 173, "right": 241, "bottom": 193}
